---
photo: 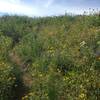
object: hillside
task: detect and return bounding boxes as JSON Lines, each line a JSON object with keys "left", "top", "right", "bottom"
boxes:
{"left": 0, "top": 14, "right": 100, "bottom": 100}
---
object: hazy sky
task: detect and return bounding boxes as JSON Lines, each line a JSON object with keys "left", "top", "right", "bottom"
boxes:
{"left": 0, "top": 0, "right": 100, "bottom": 16}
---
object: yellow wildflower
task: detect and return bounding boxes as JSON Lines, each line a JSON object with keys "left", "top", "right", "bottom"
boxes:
{"left": 79, "top": 93, "right": 86, "bottom": 99}
{"left": 24, "top": 95, "right": 28, "bottom": 99}
{"left": 28, "top": 92, "right": 33, "bottom": 96}
{"left": 39, "top": 74, "right": 43, "bottom": 77}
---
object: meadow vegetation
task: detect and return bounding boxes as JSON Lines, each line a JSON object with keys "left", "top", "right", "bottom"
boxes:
{"left": 0, "top": 12, "right": 100, "bottom": 100}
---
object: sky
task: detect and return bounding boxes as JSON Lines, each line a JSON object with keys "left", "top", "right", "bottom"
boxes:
{"left": 0, "top": 0, "right": 100, "bottom": 17}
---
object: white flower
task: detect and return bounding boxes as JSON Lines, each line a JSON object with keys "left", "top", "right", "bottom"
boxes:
{"left": 80, "top": 41, "right": 86, "bottom": 47}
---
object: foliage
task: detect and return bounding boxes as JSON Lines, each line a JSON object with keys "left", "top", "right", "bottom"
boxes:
{"left": 0, "top": 13, "right": 100, "bottom": 100}
{"left": 0, "top": 60, "right": 15, "bottom": 100}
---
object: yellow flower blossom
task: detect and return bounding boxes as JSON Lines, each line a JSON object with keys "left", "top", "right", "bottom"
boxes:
{"left": 39, "top": 74, "right": 43, "bottom": 77}
{"left": 28, "top": 92, "right": 33, "bottom": 96}
{"left": 63, "top": 76, "right": 69, "bottom": 81}
{"left": 79, "top": 93, "right": 86, "bottom": 99}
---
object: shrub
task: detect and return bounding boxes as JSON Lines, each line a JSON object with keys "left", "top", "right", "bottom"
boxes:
{"left": 0, "top": 60, "right": 15, "bottom": 100}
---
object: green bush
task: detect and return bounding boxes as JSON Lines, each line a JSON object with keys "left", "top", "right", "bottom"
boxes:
{"left": 0, "top": 33, "right": 13, "bottom": 58}
{"left": 0, "top": 60, "right": 15, "bottom": 100}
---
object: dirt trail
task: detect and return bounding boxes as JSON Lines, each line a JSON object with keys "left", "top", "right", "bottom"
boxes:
{"left": 9, "top": 52, "right": 26, "bottom": 71}
{"left": 9, "top": 51, "right": 33, "bottom": 100}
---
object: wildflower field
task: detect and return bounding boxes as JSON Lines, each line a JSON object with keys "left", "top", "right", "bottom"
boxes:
{"left": 0, "top": 13, "right": 100, "bottom": 100}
